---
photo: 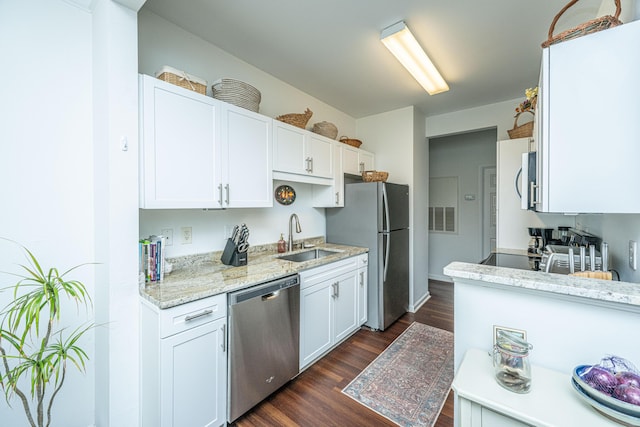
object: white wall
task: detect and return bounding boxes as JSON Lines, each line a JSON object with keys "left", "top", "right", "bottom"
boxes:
{"left": 92, "top": 1, "right": 141, "bottom": 426}
{"left": 428, "top": 130, "right": 497, "bottom": 280}
{"left": 576, "top": 214, "right": 640, "bottom": 283}
{"left": 139, "top": 181, "right": 327, "bottom": 257}
{"left": 0, "top": 1, "right": 95, "bottom": 425}
{"left": 138, "top": 9, "right": 356, "bottom": 137}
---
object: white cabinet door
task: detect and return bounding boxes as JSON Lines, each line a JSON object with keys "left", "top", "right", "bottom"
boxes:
{"left": 299, "top": 255, "right": 367, "bottom": 370}
{"left": 273, "top": 121, "right": 307, "bottom": 175}
{"left": 342, "top": 145, "right": 360, "bottom": 175}
{"left": 536, "top": 21, "right": 640, "bottom": 213}
{"left": 300, "top": 281, "right": 333, "bottom": 369}
{"left": 313, "top": 140, "right": 343, "bottom": 207}
{"left": 159, "top": 318, "right": 226, "bottom": 427}
{"left": 359, "top": 150, "right": 375, "bottom": 171}
{"left": 140, "top": 75, "right": 221, "bottom": 209}
{"left": 357, "top": 254, "right": 368, "bottom": 326}
{"left": 332, "top": 270, "right": 359, "bottom": 343}
{"left": 307, "top": 134, "right": 333, "bottom": 178}
{"left": 273, "top": 120, "right": 334, "bottom": 181}
{"left": 342, "top": 144, "right": 375, "bottom": 175}
{"left": 222, "top": 104, "right": 273, "bottom": 207}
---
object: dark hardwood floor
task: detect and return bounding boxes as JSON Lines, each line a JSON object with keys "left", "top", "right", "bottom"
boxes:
{"left": 234, "top": 280, "right": 454, "bottom": 427}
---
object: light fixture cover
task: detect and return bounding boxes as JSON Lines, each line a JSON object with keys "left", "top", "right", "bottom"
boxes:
{"left": 381, "top": 21, "right": 449, "bottom": 95}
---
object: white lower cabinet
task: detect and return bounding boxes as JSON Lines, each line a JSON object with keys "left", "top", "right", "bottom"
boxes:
{"left": 299, "top": 253, "right": 368, "bottom": 370}
{"left": 140, "top": 294, "right": 227, "bottom": 427}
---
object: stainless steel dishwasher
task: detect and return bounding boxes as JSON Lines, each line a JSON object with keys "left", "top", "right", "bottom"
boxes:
{"left": 227, "top": 274, "right": 300, "bottom": 423}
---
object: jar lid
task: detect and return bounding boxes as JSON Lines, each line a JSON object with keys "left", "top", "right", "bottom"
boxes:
{"left": 496, "top": 329, "right": 533, "bottom": 354}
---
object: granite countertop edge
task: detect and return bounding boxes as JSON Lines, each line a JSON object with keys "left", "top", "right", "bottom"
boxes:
{"left": 140, "top": 239, "right": 368, "bottom": 309}
{"left": 444, "top": 261, "right": 640, "bottom": 307}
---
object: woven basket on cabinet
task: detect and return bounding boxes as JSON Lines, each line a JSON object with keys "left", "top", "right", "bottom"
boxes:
{"left": 275, "top": 108, "right": 313, "bottom": 129}
{"left": 507, "top": 111, "right": 534, "bottom": 139}
{"left": 362, "top": 171, "right": 389, "bottom": 182}
{"left": 541, "top": 0, "right": 622, "bottom": 48}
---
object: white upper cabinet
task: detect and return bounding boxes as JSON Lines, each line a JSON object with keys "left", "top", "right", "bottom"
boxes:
{"left": 221, "top": 104, "right": 273, "bottom": 208}
{"left": 313, "top": 140, "right": 344, "bottom": 207}
{"left": 139, "top": 75, "right": 272, "bottom": 209}
{"left": 342, "top": 144, "right": 375, "bottom": 176}
{"left": 535, "top": 20, "right": 640, "bottom": 213}
{"left": 272, "top": 120, "right": 333, "bottom": 182}
{"left": 139, "top": 75, "right": 221, "bottom": 209}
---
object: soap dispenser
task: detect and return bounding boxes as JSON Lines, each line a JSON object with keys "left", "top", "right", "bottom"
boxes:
{"left": 277, "top": 233, "right": 286, "bottom": 253}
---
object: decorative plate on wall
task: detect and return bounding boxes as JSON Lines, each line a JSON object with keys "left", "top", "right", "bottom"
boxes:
{"left": 275, "top": 185, "right": 296, "bottom": 205}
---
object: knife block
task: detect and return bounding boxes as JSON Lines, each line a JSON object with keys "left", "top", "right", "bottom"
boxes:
{"left": 221, "top": 238, "right": 247, "bottom": 267}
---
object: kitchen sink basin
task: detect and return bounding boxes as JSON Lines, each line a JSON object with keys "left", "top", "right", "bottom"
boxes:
{"left": 278, "top": 249, "right": 339, "bottom": 263}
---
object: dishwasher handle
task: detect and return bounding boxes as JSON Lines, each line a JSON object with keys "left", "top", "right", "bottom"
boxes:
{"left": 262, "top": 290, "right": 281, "bottom": 301}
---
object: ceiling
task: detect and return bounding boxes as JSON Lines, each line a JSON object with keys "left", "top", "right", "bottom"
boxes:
{"left": 141, "top": 0, "right": 607, "bottom": 118}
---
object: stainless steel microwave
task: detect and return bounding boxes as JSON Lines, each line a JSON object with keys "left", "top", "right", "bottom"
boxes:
{"left": 520, "top": 152, "right": 537, "bottom": 211}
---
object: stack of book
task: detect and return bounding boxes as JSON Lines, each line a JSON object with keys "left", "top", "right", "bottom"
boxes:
{"left": 139, "top": 235, "right": 165, "bottom": 283}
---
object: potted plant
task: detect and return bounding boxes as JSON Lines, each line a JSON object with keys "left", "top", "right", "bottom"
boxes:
{"left": 0, "top": 242, "right": 93, "bottom": 427}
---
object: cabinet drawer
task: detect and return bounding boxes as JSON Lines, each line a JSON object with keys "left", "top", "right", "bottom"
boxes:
{"left": 159, "top": 294, "right": 226, "bottom": 338}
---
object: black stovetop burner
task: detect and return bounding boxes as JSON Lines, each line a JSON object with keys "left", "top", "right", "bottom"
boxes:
{"left": 480, "top": 252, "right": 540, "bottom": 271}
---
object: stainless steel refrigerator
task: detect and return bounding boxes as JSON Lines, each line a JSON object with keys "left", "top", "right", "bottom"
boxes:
{"left": 326, "top": 181, "right": 409, "bottom": 331}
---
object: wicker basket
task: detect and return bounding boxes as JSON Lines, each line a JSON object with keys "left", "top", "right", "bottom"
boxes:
{"left": 212, "top": 78, "right": 261, "bottom": 112}
{"left": 508, "top": 111, "right": 534, "bottom": 139}
{"left": 312, "top": 121, "right": 338, "bottom": 139}
{"left": 276, "top": 108, "right": 313, "bottom": 129}
{"left": 339, "top": 136, "right": 363, "bottom": 148}
{"left": 155, "top": 66, "right": 207, "bottom": 95}
{"left": 362, "top": 170, "right": 389, "bottom": 182}
{"left": 541, "top": 0, "right": 622, "bottom": 48}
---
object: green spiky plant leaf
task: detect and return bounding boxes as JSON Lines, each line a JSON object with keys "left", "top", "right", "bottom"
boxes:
{"left": 0, "top": 241, "right": 93, "bottom": 427}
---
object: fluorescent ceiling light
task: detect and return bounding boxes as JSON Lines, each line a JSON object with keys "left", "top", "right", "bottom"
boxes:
{"left": 380, "top": 21, "right": 449, "bottom": 95}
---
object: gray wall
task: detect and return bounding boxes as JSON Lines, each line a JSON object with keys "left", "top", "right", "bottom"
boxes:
{"left": 428, "top": 129, "right": 497, "bottom": 280}
{"left": 576, "top": 214, "right": 640, "bottom": 283}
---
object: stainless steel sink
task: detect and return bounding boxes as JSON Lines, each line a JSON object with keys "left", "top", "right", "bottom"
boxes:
{"left": 278, "top": 249, "right": 339, "bottom": 262}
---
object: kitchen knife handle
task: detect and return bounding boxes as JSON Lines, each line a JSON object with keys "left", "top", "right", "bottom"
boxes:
{"left": 602, "top": 242, "right": 609, "bottom": 271}
{"left": 580, "top": 246, "right": 586, "bottom": 271}
{"left": 589, "top": 245, "right": 596, "bottom": 271}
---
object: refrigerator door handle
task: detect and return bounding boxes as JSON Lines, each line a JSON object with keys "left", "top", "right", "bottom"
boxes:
{"left": 383, "top": 232, "right": 390, "bottom": 282}
{"left": 382, "top": 183, "right": 390, "bottom": 232}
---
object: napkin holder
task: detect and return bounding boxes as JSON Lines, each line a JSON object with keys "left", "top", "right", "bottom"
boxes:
{"left": 221, "top": 238, "right": 247, "bottom": 267}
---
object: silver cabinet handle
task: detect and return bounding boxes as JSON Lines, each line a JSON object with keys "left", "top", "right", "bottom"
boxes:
{"left": 305, "top": 157, "right": 311, "bottom": 172}
{"left": 359, "top": 161, "right": 364, "bottom": 173}
{"left": 359, "top": 271, "right": 364, "bottom": 286}
{"left": 184, "top": 309, "right": 213, "bottom": 322}
{"left": 221, "top": 323, "right": 226, "bottom": 352}
{"left": 335, "top": 281, "right": 339, "bottom": 298}
{"left": 309, "top": 157, "right": 314, "bottom": 173}
{"left": 335, "top": 192, "right": 339, "bottom": 205}
{"left": 331, "top": 282, "right": 337, "bottom": 298}
{"left": 218, "top": 184, "right": 223, "bottom": 207}
{"left": 224, "top": 184, "right": 230, "bottom": 206}
{"left": 529, "top": 181, "right": 541, "bottom": 208}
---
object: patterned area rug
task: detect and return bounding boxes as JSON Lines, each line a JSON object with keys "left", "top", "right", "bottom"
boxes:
{"left": 342, "top": 322, "right": 454, "bottom": 427}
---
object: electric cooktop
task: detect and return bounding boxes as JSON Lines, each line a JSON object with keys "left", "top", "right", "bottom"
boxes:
{"left": 480, "top": 252, "right": 540, "bottom": 271}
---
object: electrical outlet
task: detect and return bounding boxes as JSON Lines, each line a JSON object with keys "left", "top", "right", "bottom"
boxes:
{"left": 181, "top": 227, "right": 192, "bottom": 244}
{"left": 629, "top": 240, "right": 637, "bottom": 270}
{"left": 161, "top": 228, "right": 173, "bottom": 246}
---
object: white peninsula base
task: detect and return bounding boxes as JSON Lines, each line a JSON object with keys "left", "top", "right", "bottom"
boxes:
{"left": 453, "top": 348, "right": 622, "bottom": 427}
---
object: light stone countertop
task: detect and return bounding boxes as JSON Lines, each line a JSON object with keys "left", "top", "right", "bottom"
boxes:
{"left": 140, "top": 238, "right": 368, "bottom": 309}
{"left": 444, "top": 261, "right": 640, "bottom": 308}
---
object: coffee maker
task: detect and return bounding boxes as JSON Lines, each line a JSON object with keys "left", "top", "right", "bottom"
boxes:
{"left": 527, "top": 227, "right": 554, "bottom": 255}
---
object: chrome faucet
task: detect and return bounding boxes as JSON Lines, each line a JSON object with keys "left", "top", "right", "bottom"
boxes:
{"left": 288, "top": 213, "right": 302, "bottom": 251}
